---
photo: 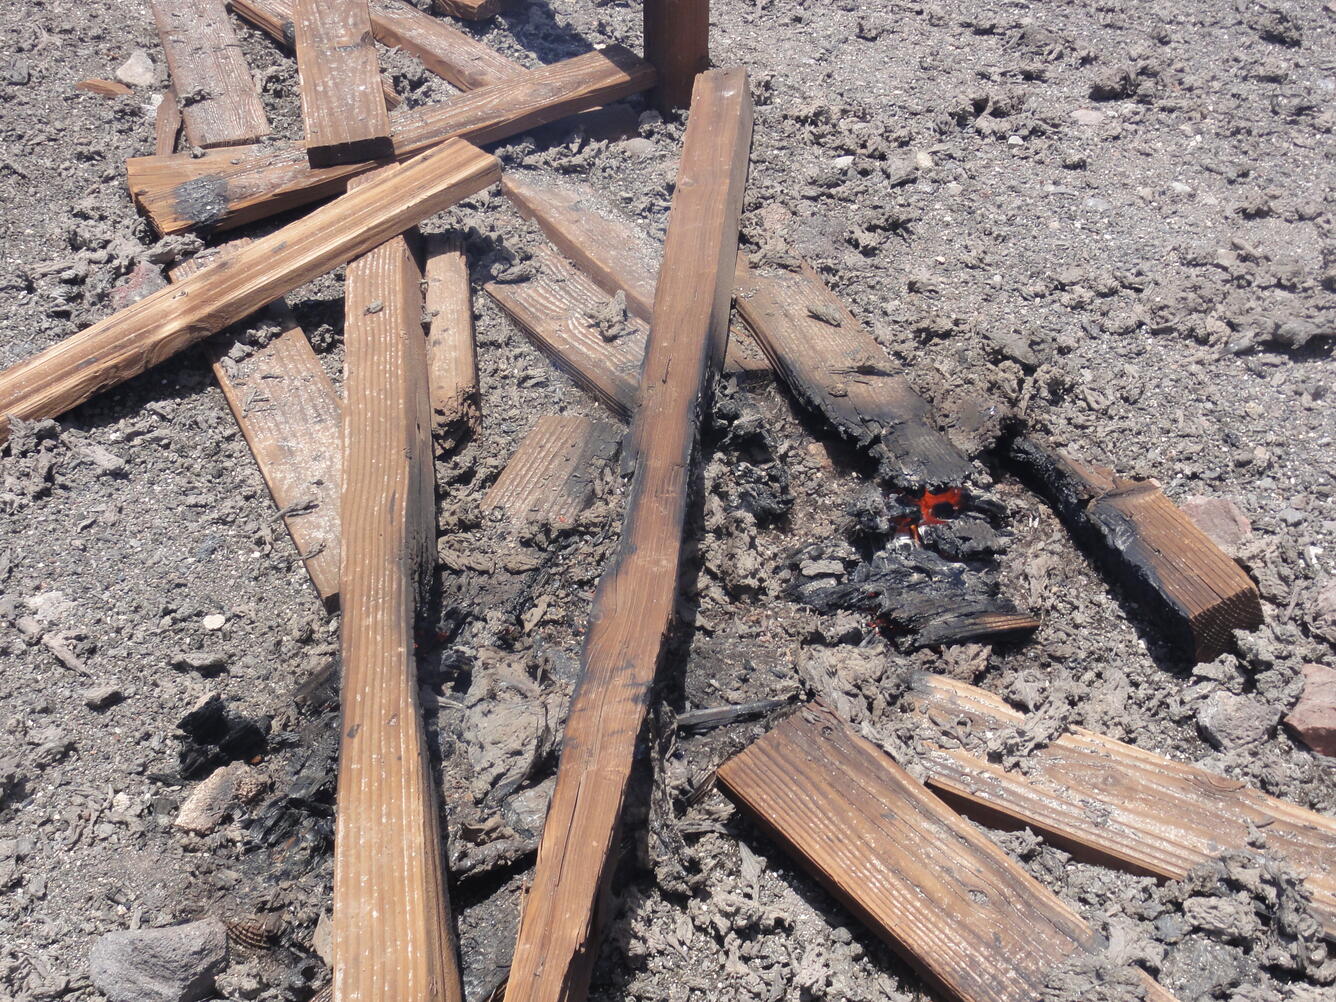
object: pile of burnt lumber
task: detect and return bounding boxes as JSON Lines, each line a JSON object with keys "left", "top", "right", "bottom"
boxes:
{"left": 2, "top": 1, "right": 1322, "bottom": 1001}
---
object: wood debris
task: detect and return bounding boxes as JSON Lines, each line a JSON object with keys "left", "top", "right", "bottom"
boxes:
{"left": 482, "top": 415, "right": 620, "bottom": 526}
{"left": 424, "top": 233, "right": 480, "bottom": 451}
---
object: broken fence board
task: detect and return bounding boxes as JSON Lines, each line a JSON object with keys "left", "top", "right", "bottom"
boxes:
{"left": 170, "top": 245, "right": 342, "bottom": 610}
{"left": 717, "top": 704, "right": 1180, "bottom": 1002}
{"left": 1008, "top": 436, "right": 1263, "bottom": 662}
{"left": 482, "top": 415, "right": 619, "bottom": 526}
{"left": 294, "top": 0, "right": 394, "bottom": 166}
{"left": 643, "top": 0, "right": 710, "bottom": 111}
{"left": 368, "top": 0, "right": 521, "bottom": 89}
{"left": 504, "top": 67, "right": 752, "bottom": 1002}
{"left": 334, "top": 166, "right": 461, "bottom": 1002}
{"left": 154, "top": 87, "right": 182, "bottom": 155}
{"left": 424, "top": 233, "right": 479, "bottom": 451}
{"left": 906, "top": 672, "right": 1336, "bottom": 940}
{"left": 0, "top": 139, "right": 499, "bottom": 445}
{"left": 127, "top": 46, "right": 654, "bottom": 234}
{"left": 150, "top": 0, "right": 271, "bottom": 148}
{"left": 734, "top": 258, "right": 974, "bottom": 490}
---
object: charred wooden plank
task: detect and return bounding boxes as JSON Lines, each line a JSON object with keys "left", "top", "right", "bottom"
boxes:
{"left": 154, "top": 88, "right": 182, "bottom": 155}
{"left": 432, "top": 0, "right": 508, "bottom": 20}
{"left": 717, "top": 704, "right": 1180, "bottom": 1002}
{"left": 334, "top": 165, "right": 461, "bottom": 1002}
{"left": 0, "top": 139, "right": 499, "bottom": 445}
{"left": 734, "top": 259, "right": 973, "bottom": 491}
{"left": 424, "top": 233, "right": 479, "bottom": 451}
{"left": 482, "top": 414, "right": 620, "bottom": 526}
{"left": 294, "top": 0, "right": 394, "bottom": 166}
{"left": 170, "top": 245, "right": 342, "bottom": 609}
{"left": 126, "top": 46, "right": 654, "bottom": 235}
{"left": 906, "top": 672, "right": 1336, "bottom": 940}
{"left": 1007, "top": 435, "right": 1262, "bottom": 662}
{"left": 504, "top": 68, "right": 752, "bottom": 1002}
{"left": 150, "top": 0, "right": 271, "bottom": 147}
{"left": 643, "top": 0, "right": 710, "bottom": 111}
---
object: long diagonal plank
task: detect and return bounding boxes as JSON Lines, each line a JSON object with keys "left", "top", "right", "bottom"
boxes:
{"left": 504, "top": 68, "right": 753, "bottom": 1002}
{"left": 424, "top": 233, "right": 479, "bottom": 451}
{"left": 333, "top": 166, "right": 461, "bottom": 1002}
{"left": 294, "top": 0, "right": 393, "bottom": 166}
{"left": 127, "top": 46, "right": 654, "bottom": 234}
{"left": 150, "top": 0, "right": 271, "bottom": 148}
{"left": 905, "top": 672, "right": 1336, "bottom": 940}
{"left": 170, "top": 245, "right": 342, "bottom": 609}
{"left": 716, "top": 704, "right": 1180, "bottom": 1002}
{"left": 0, "top": 139, "right": 499, "bottom": 445}
{"left": 482, "top": 414, "right": 620, "bottom": 526}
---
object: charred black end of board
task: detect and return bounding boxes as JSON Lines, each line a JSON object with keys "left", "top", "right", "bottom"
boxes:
{"left": 306, "top": 136, "right": 396, "bottom": 169}
{"left": 173, "top": 174, "right": 231, "bottom": 229}
{"left": 876, "top": 414, "right": 976, "bottom": 492}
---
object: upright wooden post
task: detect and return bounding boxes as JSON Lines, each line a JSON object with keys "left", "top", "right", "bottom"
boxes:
{"left": 643, "top": 0, "right": 709, "bottom": 111}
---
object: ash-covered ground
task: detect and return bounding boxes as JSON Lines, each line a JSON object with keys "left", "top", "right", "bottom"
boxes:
{"left": 0, "top": 1, "right": 1333, "bottom": 1001}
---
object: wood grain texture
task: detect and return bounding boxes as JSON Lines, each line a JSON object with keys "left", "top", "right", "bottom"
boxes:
{"left": 423, "top": 233, "right": 478, "bottom": 451}
{"left": 482, "top": 415, "right": 620, "bottom": 526}
{"left": 432, "top": 0, "right": 507, "bottom": 20}
{"left": 170, "top": 245, "right": 342, "bottom": 609}
{"left": 501, "top": 173, "right": 768, "bottom": 378}
{"left": 74, "top": 79, "right": 133, "bottom": 97}
{"left": 643, "top": 0, "right": 710, "bottom": 111}
{"left": 334, "top": 165, "right": 460, "bottom": 1002}
{"left": 1009, "top": 436, "right": 1263, "bottom": 661}
{"left": 150, "top": 0, "right": 271, "bottom": 148}
{"left": 154, "top": 87, "right": 182, "bottom": 155}
{"left": 0, "top": 139, "right": 499, "bottom": 445}
{"left": 504, "top": 68, "right": 752, "bottom": 1002}
{"left": 485, "top": 245, "right": 646, "bottom": 420}
{"left": 294, "top": 0, "right": 393, "bottom": 166}
{"left": 717, "top": 704, "right": 1180, "bottom": 1002}
{"left": 734, "top": 258, "right": 974, "bottom": 490}
{"left": 906, "top": 672, "right": 1336, "bottom": 940}
{"left": 127, "top": 46, "right": 654, "bottom": 234}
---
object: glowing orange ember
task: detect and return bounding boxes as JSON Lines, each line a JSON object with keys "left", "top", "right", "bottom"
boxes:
{"left": 891, "top": 486, "right": 967, "bottom": 541}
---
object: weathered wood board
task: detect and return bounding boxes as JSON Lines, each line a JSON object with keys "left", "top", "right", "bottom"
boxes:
{"left": 150, "top": 0, "right": 271, "bottom": 147}
{"left": 424, "top": 233, "right": 479, "bottom": 451}
{"left": 643, "top": 0, "right": 710, "bottom": 111}
{"left": 1, "top": 139, "right": 499, "bottom": 444}
{"left": 906, "top": 672, "right": 1336, "bottom": 940}
{"left": 504, "top": 68, "right": 753, "bottom": 1002}
{"left": 717, "top": 704, "right": 1180, "bottom": 1002}
{"left": 154, "top": 87, "right": 182, "bottom": 155}
{"left": 432, "top": 0, "right": 508, "bottom": 20}
{"left": 482, "top": 415, "right": 620, "bottom": 526}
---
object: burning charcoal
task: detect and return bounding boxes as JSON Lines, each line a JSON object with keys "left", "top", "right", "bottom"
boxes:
{"left": 920, "top": 513, "right": 1005, "bottom": 561}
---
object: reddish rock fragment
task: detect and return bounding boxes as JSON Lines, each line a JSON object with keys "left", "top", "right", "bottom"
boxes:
{"left": 1285, "top": 663, "right": 1336, "bottom": 757}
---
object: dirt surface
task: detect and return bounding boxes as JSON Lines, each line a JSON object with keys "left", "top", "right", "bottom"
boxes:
{"left": 1, "top": 1, "right": 1334, "bottom": 1001}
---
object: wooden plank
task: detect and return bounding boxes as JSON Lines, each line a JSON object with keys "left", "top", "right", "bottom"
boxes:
{"left": 75, "top": 79, "right": 133, "bottom": 98}
{"left": 423, "top": 233, "right": 479, "bottom": 451}
{"left": 504, "top": 68, "right": 752, "bottom": 1002}
{"left": 482, "top": 415, "right": 620, "bottom": 526}
{"left": 643, "top": 0, "right": 710, "bottom": 111}
{"left": 501, "top": 173, "right": 768, "bottom": 378}
{"left": 335, "top": 165, "right": 460, "bottom": 1002}
{"left": 0, "top": 139, "right": 499, "bottom": 445}
{"left": 905, "top": 672, "right": 1336, "bottom": 940}
{"left": 170, "top": 245, "right": 342, "bottom": 610}
{"left": 293, "top": 0, "right": 394, "bottom": 166}
{"left": 485, "top": 246, "right": 645, "bottom": 420}
{"left": 1008, "top": 436, "right": 1263, "bottom": 662}
{"left": 432, "top": 0, "right": 507, "bottom": 21}
{"left": 149, "top": 0, "right": 271, "bottom": 148}
{"left": 126, "top": 46, "right": 654, "bottom": 235}
{"left": 154, "top": 87, "right": 182, "bottom": 155}
{"left": 734, "top": 258, "right": 974, "bottom": 490}
{"left": 716, "top": 704, "right": 1179, "bottom": 1002}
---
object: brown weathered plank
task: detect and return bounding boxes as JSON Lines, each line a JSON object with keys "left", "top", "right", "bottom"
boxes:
{"left": 75, "top": 79, "right": 133, "bottom": 98}
{"left": 423, "top": 233, "right": 479, "bottom": 451}
{"left": 485, "top": 246, "right": 645, "bottom": 420}
{"left": 905, "top": 672, "right": 1336, "bottom": 940}
{"left": 504, "top": 68, "right": 752, "bottom": 1002}
{"left": 334, "top": 165, "right": 460, "bottom": 1002}
{"left": 294, "top": 0, "right": 393, "bottom": 166}
{"left": 717, "top": 705, "right": 1179, "bottom": 1002}
{"left": 154, "top": 87, "right": 182, "bottom": 155}
{"left": 170, "top": 245, "right": 342, "bottom": 610}
{"left": 482, "top": 415, "right": 620, "bottom": 526}
{"left": 0, "top": 139, "right": 499, "bottom": 445}
{"left": 432, "top": 0, "right": 507, "bottom": 20}
{"left": 1008, "top": 436, "right": 1263, "bottom": 662}
{"left": 150, "top": 0, "right": 271, "bottom": 148}
{"left": 734, "top": 258, "right": 973, "bottom": 490}
{"left": 501, "top": 173, "right": 768, "bottom": 378}
{"left": 643, "top": 0, "right": 710, "bottom": 111}
{"left": 126, "top": 46, "right": 654, "bottom": 235}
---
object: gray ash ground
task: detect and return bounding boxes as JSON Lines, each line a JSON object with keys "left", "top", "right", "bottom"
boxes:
{"left": 1, "top": 1, "right": 1334, "bottom": 1000}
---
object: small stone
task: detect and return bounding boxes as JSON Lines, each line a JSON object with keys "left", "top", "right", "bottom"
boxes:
{"left": 110, "top": 262, "right": 168, "bottom": 311}
{"left": 1284, "top": 663, "right": 1336, "bottom": 757}
{"left": 1089, "top": 66, "right": 1137, "bottom": 101}
{"left": 1199, "top": 690, "right": 1280, "bottom": 749}
{"left": 1311, "top": 581, "right": 1336, "bottom": 644}
{"left": 84, "top": 686, "right": 124, "bottom": 711}
{"left": 115, "top": 50, "right": 155, "bottom": 88}
{"left": 310, "top": 912, "right": 333, "bottom": 966}
{"left": 175, "top": 762, "right": 251, "bottom": 834}
{"left": 89, "top": 918, "right": 228, "bottom": 1002}
{"left": 171, "top": 651, "right": 229, "bottom": 675}
{"left": 82, "top": 444, "right": 128, "bottom": 477}
{"left": 1170, "top": 181, "right": 1194, "bottom": 195}
{"left": 1180, "top": 496, "right": 1252, "bottom": 558}
{"left": 201, "top": 615, "right": 226, "bottom": 632}
{"left": 1006, "top": 134, "right": 1024, "bottom": 145}
{"left": 799, "top": 559, "right": 845, "bottom": 578}
{"left": 4, "top": 58, "right": 30, "bottom": 85}
{"left": 622, "top": 137, "right": 657, "bottom": 158}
